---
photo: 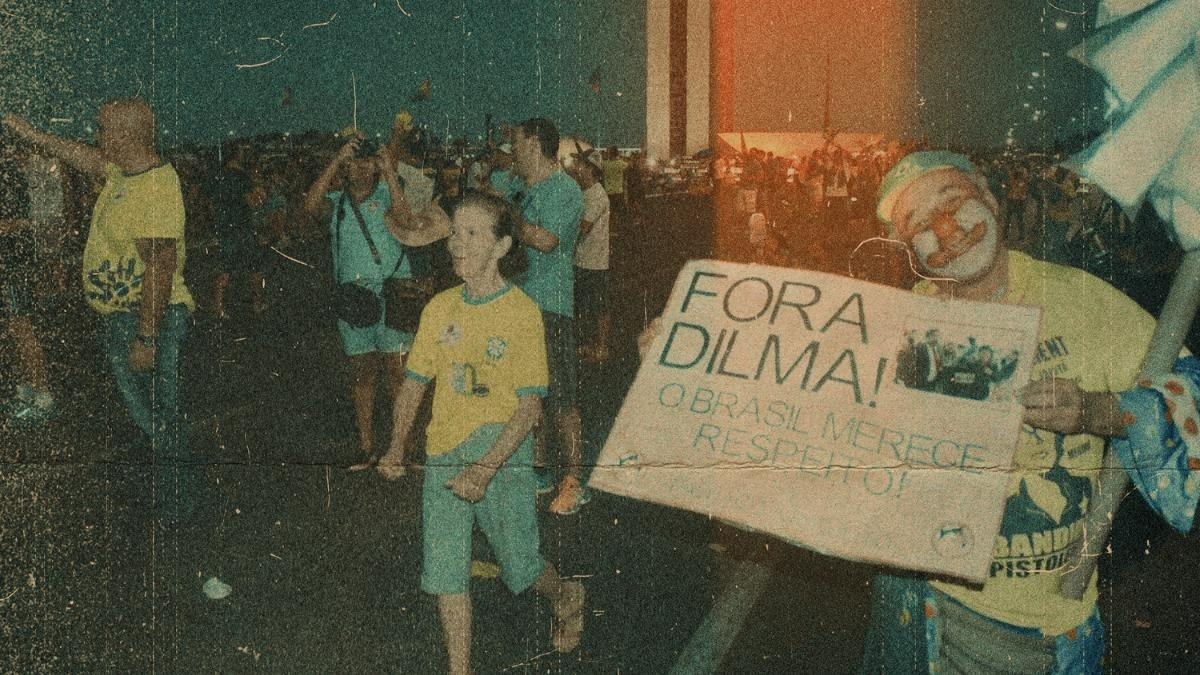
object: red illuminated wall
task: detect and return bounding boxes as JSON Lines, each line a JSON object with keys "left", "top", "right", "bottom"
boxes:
{"left": 711, "top": 1, "right": 916, "bottom": 136}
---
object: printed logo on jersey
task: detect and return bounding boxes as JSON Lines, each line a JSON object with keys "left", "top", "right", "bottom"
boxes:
{"left": 991, "top": 435, "right": 1091, "bottom": 579}
{"left": 486, "top": 336, "right": 508, "bottom": 362}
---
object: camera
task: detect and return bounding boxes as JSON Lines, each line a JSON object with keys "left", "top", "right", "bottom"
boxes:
{"left": 352, "top": 138, "right": 379, "bottom": 160}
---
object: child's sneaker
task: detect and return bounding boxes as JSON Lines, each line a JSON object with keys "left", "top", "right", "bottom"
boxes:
{"left": 534, "top": 468, "right": 555, "bottom": 495}
{"left": 548, "top": 476, "right": 589, "bottom": 516}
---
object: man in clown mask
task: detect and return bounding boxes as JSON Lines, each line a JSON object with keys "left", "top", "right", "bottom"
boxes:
{"left": 877, "top": 151, "right": 1001, "bottom": 288}
{"left": 861, "top": 150, "right": 1159, "bottom": 673}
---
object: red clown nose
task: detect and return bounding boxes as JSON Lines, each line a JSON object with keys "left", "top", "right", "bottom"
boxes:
{"left": 927, "top": 210, "right": 987, "bottom": 268}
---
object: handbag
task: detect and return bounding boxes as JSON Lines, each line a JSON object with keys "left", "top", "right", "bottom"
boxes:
{"left": 383, "top": 271, "right": 434, "bottom": 334}
{"left": 331, "top": 194, "right": 387, "bottom": 328}
{"left": 333, "top": 281, "right": 381, "bottom": 328}
{"left": 334, "top": 191, "right": 432, "bottom": 332}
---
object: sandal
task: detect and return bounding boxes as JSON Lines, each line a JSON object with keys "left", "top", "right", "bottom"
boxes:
{"left": 348, "top": 452, "right": 378, "bottom": 472}
{"left": 551, "top": 582, "right": 585, "bottom": 653}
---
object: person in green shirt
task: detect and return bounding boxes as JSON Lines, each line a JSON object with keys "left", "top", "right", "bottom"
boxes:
{"left": 509, "top": 118, "right": 588, "bottom": 516}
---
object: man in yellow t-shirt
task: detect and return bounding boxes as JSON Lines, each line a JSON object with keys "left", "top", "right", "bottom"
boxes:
{"left": 83, "top": 161, "right": 194, "bottom": 315}
{"left": 860, "top": 150, "right": 1161, "bottom": 673}
{"left": 927, "top": 251, "right": 1154, "bottom": 637}
{"left": 4, "top": 100, "right": 197, "bottom": 518}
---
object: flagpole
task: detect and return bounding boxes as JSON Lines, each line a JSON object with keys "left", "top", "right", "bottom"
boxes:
{"left": 1059, "top": 252, "right": 1200, "bottom": 599}
{"left": 1054, "top": 0, "right": 1200, "bottom": 602}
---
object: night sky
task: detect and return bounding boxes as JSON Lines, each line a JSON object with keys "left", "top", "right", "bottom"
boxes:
{"left": 0, "top": 0, "right": 647, "bottom": 147}
{"left": 913, "top": 0, "right": 1104, "bottom": 149}
{"left": 0, "top": 0, "right": 1104, "bottom": 151}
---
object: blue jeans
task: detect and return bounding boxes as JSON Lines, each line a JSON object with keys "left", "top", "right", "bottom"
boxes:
{"left": 103, "top": 304, "right": 196, "bottom": 515}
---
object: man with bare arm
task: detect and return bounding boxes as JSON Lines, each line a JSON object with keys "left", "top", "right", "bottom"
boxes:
{"left": 508, "top": 117, "right": 586, "bottom": 515}
{"left": 860, "top": 151, "right": 1173, "bottom": 673}
{"left": 5, "top": 100, "right": 198, "bottom": 518}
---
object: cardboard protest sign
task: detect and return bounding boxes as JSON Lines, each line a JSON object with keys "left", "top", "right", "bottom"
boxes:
{"left": 590, "top": 260, "right": 1042, "bottom": 582}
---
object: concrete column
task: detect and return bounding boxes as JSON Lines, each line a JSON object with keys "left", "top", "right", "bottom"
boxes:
{"left": 646, "top": 0, "right": 671, "bottom": 160}
{"left": 685, "top": 0, "right": 710, "bottom": 155}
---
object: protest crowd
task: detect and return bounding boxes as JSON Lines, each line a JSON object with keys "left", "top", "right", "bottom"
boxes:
{"left": 712, "top": 137, "right": 1163, "bottom": 288}
{"left": 3, "top": 28, "right": 1198, "bottom": 668}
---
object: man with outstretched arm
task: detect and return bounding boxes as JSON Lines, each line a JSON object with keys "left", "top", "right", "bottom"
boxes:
{"left": 4, "top": 100, "right": 197, "bottom": 518}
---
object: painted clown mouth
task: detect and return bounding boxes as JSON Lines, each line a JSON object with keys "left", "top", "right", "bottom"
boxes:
{"left": 926, "top": 217, "right": 988, "bottom": 268}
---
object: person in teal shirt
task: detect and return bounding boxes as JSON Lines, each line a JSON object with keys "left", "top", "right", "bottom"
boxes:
{"left": 487, "top": 142, "right": 524, "bottom": 200}
{"left": 304, "top": 135, "right": 418, "bottom": 471}
{"left": 510, "top": 117, "right": 588, "bottom": 515}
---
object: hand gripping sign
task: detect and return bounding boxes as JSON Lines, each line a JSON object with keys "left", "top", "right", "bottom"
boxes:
{"left": 591, "top": 260, "right": 1041, "bottom": 582}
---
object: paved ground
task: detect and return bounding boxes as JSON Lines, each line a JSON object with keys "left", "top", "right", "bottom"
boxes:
{"left": 1, "top": 193, "right": 1197, "bottom": 673}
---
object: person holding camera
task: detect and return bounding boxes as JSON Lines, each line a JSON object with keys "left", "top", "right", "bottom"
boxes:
{"left": 304, "top": 134, "right": 422, "bottom": 471}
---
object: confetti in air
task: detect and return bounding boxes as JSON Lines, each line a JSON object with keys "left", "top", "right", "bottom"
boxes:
{"left": 412, "top": 78, "right": 432, "bottom": 102}
{"left": 302, "top": 13, "right": 338, "bottom": 30}
{"left": 234, "top": 32, "right": 293, "bottom": 70}
{"left": 236, "top": 10, "right": 341, "bottom": 70}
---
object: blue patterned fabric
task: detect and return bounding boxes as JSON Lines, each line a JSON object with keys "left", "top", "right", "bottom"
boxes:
{"left": 1113, "top": 355, "right": 1200, "bottom": 533}
{"left": 860, "top": 574, "right": 1104, "bottom": 674}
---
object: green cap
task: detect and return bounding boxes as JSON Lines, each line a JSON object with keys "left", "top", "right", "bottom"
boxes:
{"left": 876, "top": 150, "right": 976, "bottom": 227}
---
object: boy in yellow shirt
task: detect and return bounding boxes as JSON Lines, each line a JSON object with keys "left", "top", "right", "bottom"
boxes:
{"left": 379, "top": 193, "right": 583, "bottom": 675}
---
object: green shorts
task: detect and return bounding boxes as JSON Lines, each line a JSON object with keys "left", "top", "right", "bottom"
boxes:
{"left": 421, "top": 424, "right": 546, "bottom": 596}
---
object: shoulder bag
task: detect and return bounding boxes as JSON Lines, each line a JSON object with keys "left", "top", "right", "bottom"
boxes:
{"left": 336, "top": 191, "right": 434, "bottom": 333}
{"left": 331, "top": 194, "right": 389, "bottom": 328}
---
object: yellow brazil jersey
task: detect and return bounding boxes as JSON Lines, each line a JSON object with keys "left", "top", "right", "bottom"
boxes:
{"left": 83, "top": 162, "right": 194, "bottom": 315}
{"left": 602, "top": 157, "right": 628, "bottom": 195}
{"left": 406, "top": 283, "right": 549, "bottom": 456}
{"left": 928, "top": 251, "right": 1157, "bottom": 635}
